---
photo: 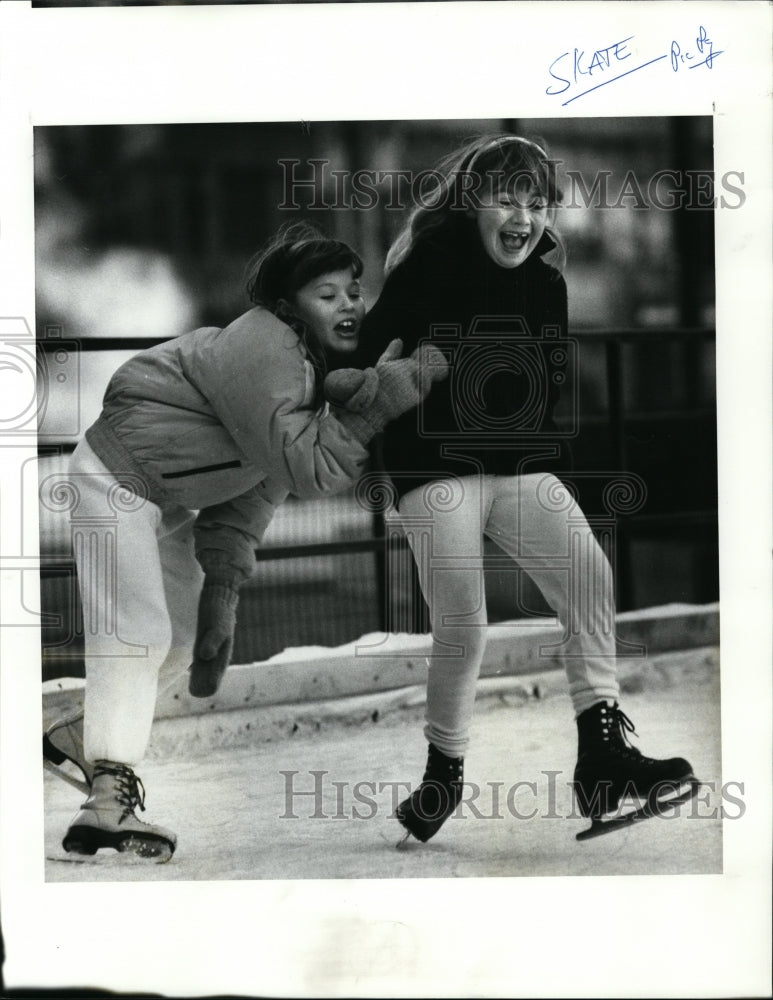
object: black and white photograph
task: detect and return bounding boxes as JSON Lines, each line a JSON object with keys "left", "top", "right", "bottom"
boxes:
{"left": 36, "top": 116, "right": 722, "bottom": 881}
{"left": 0, "top": 2, "right": 770, "bottom": 998}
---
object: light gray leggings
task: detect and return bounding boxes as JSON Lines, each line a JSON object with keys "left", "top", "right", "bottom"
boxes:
{"left": 398, "top": 474, "right": 620, "bottom": 757}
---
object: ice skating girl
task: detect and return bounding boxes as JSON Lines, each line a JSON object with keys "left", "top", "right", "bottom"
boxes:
{"left": 43, "top": 222, "right": 446, "bottom": 860}
{"left": 356, "top": 135, "right": 697, "bottom": 842}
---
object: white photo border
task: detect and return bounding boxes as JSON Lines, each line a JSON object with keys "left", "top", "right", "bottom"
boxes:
{"left": 1, "top": 1, "right": 771, "bottom": 997}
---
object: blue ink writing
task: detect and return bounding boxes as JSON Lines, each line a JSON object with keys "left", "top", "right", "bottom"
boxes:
{"left": 546, "top": 26, "right": 724, "bottom": 106}
{"left": 546, "top": 35, "right": 669, "bottom": 106}
{"left": 671, "top": 26, "right": 723, "bottom": 71}
{"left": 547, "top": 36, "right": 634, "bottom": 96}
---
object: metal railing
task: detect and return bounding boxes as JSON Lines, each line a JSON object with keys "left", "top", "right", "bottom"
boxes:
{"left": 37, "top": 327, "right": 717, "bottom": 662}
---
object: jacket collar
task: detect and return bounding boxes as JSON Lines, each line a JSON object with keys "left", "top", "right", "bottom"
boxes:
{"left": 534, "top": 230, "right": 557, "bottom": 257}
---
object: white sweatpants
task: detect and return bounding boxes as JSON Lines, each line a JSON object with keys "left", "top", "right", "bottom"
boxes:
{"left": 398, "top": 474, "right": 620, "bottom": 757}
{"left": 69, "top": 438, "right": 203, "bottom": 766}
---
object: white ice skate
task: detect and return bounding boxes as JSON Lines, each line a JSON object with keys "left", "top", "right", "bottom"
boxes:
{"left": 62, "top": 761, "right": 177, "bottom": 862}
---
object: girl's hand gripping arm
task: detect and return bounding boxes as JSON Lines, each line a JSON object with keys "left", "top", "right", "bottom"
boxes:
{"left": 323, "top": 338, "right": 449, "bottom": 445}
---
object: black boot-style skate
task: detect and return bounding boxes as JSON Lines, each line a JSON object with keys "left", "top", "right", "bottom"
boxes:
{"left": 43, "top": 710, "right": 94, "bottom": 795}
{"left": 395, "top": 742, "right": 464, "bottom": 844}
{"left": 573, "top": 701, "right": 699, "bottom": 841}
{"left": 62, "top": 761, "right": 177, "bottom": 861}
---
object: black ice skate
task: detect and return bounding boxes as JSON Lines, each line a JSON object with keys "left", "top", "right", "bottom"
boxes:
{"left": 395, "top": 742, "right": 464, "bottom": 844}
{"left": 573, "top": 701, "right": 699, "bottom": 841}
{"left": 43, "top": 710, "right": 94, "bottom": 795}
{"left": 62, "top": 761, "right": 177, "bottom": 861}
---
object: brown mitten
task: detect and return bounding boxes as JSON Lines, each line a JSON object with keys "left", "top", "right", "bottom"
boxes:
{"left": 189, "top": 580, "right": 239, "bottom": 698}
{"left": 325, "top": 339, "right": 448, "bottom": 444}
{"left": 189, "top": 553, "right": 245, "bottom": 698}
{"left": 323, "top": 366, "right": 380, "bottom": 411}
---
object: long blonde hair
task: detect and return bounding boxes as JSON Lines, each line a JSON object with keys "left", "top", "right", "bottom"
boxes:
{"left": 385, "top": 134, "right": 565, "bottom": 275}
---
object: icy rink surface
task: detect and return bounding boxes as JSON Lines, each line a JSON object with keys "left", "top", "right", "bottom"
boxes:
{"left": 44, "top": 664, "right": 722, "bottom": 882}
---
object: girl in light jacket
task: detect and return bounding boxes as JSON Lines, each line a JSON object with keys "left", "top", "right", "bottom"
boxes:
{"left": 44, "top": 222, "right": 445, "bottom": 860}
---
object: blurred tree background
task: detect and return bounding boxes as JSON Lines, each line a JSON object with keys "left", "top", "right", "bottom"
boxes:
{"left": 35, "top": 118, "right": 715, "bottom": 335}
{"left": 35, "top": 118, "right": 718, "bottom": 675}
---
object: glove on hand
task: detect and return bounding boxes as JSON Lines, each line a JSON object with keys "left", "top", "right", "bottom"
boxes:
{"left": 376, "top": 339, "right": 449, "bottom": 423}
{"left": 323, "top": 365, "right": 380, "bottom": 411}
{"left": 189, "top": 561, "right": 242, "bottom": 698}
{"left": 324, "top": 338, "right": 449, "bottom": 445}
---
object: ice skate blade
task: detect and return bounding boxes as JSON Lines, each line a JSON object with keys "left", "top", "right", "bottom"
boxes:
{"left": 377, "top": 826, "right": 413, "bottom": 849}
{"left": 391, "top": 804, "right": 439, "bottom": 846}
{"left": 394, "top": 806, "right": 448, "bottom": 844}
{"left": 43, "top": 758, "right": 91, "bottom": 796}
{"left": 118, "top": 836, "right": 175, "bottom": 862}
{"left": 396, "top": 820, "right": 434, "bottom": 844}
{"left": 63, "top": 827, "right": 175, "bottom": 863}
{"left": 577, "top": 778, "right": 700, "bottom": 841}
{"left": 395, "top": 829, "right": 414, "bottom": 850}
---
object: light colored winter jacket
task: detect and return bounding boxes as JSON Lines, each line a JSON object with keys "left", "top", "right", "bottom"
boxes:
{"left": 85, "top": 306, "right": 369, "bottom": 581}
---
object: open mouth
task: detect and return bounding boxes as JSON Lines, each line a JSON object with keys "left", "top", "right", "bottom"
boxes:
{"left": 500, "top": 231, "right": 530, "bottom": 253}
{"left": 334, "top": 318, "right": 359, "bottom": 337}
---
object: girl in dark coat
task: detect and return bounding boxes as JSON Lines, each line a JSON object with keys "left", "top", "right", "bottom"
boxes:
{"left": 357, "top": 135, "right": 697, "bottom": 842}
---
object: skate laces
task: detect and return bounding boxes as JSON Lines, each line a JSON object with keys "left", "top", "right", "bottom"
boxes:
{"left": 602, "top": 704, "right": 642, "bottom": 758}
{"left": 94, "top": 763, "right": 147, "bottom": 822}
{"left": 615, "top": 707, "right": 637, "bottom": 743}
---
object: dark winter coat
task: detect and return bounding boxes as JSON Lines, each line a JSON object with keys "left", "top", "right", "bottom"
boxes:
{"left": 356, "top": 216, "right": 573, "bottom": 501}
